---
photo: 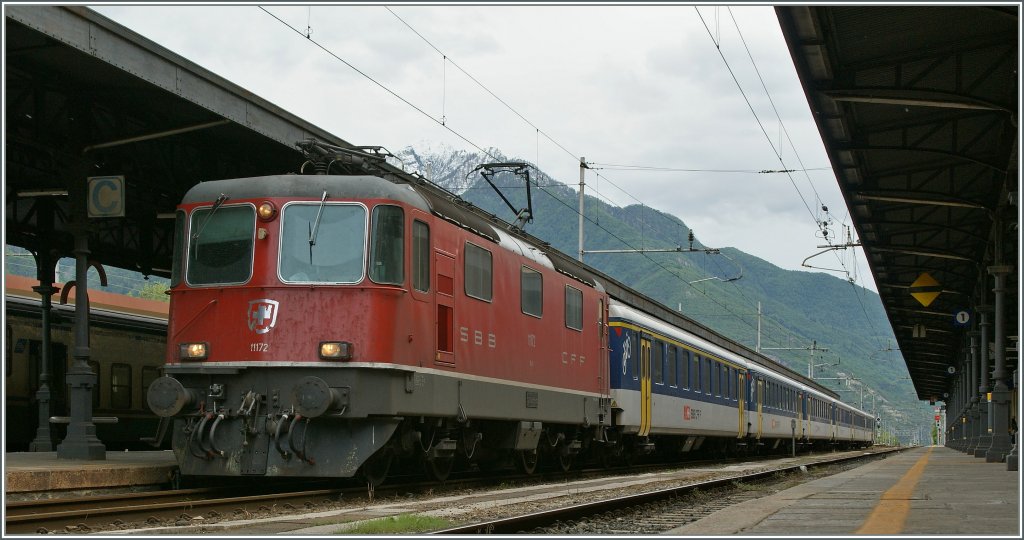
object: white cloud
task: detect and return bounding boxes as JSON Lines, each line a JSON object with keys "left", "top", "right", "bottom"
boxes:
{"left": 93, "top": 3, "right": 877, "bottom": 291}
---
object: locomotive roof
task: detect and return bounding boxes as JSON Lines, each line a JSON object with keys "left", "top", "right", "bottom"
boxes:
{"left": 183, "top": 174, "right": 432, "bottom": 212}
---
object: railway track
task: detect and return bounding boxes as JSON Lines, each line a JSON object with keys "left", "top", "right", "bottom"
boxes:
{"left": 4, "top": 450, "right": 884, "bottom": 534}
{"left": 3, "top": 456, "right": 729, "bottom": 534}
{"left": 431, "top": 447, "right": 903, "bottom": 534}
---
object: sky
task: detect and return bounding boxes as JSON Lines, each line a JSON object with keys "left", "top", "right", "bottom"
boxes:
{"left": 92, "top": 3, "right": 877, "bottom": 292}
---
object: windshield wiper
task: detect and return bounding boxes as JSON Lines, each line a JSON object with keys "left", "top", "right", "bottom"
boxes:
{"left": 308, "top": 190, "right": 328, "bottom": 263}
{"left": 191, "top": 193, "right": 229, "bottom": 257}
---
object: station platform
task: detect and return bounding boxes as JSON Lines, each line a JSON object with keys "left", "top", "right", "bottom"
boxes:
{"left": 665, "top": 445, "right": 1020, "bottom": 536}
{"left": 4, "top": 450, "right": 177, "bottom": 500}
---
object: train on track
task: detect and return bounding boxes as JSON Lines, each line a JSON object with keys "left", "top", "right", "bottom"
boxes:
{"left": 147, "top": 140, "right": 874, "bottom": 485}
{"left": 4, "top": 274, "right": 168, "bottom": 451}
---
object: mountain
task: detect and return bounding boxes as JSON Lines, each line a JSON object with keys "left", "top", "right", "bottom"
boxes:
{"left": 394, "top": 146, "right": 932, "bottom": 442}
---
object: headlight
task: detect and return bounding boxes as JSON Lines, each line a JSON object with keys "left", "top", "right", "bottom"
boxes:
{"left": 257, "top": 201, "right": 277, "bottom": 221}
{"left": 319, "top": 341, "right": 353, "bottom": 360}
{"left": 179, "top": 342, "right": 208, "bottom": 360}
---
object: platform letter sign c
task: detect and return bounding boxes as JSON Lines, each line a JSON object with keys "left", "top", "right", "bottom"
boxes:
{"left": 87, "top": 175, "right": 125, "bottom": 217}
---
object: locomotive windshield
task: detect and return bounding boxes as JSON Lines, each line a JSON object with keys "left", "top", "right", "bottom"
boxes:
{"left": 186, "top": 205, "right": 255, "bottom": 285}
{"left": 280, "top": 203, "right": 367, "bottom": 283}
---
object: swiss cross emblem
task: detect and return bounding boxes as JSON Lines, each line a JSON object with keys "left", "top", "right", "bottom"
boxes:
{"left": 248, "top": 299, "right": 279, "bottom": 334}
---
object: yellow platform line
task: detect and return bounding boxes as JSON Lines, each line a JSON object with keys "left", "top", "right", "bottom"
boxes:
{"left": 855, "top": 447, "right": 933, "bottom": 534}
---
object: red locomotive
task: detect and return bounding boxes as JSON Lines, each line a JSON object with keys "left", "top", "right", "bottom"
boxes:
{"left": 148, "top": 141, "right": 612, "bottom": 483}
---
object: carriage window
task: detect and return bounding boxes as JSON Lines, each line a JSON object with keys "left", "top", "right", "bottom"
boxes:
{"left": 653, "top": 342, "right": 664, "bottom": 384}
{"left": 5, "top": 324, "right": 11, "bottom": 377}
{"left": 187, "top": 204, "right": 255, "bottom": 285}
{"left": 565, "top": 286, "right": 583, "bottom": 331}
{"left": 369, "top": 205, "right": 404, "bottom": 285}
{"left": 681, "top": 350, "right": 691, "bottom": 389}
{"left": 111, "top": 363, "right": 132, "bottom": 409}
{"left": 465, "top": 242, "right": 492, "bottom": 301}
{"left": 729, "top": 368, "right": 736, "bottom": 400}
{"left": 281, "top": 203, "right": 366, "bottom": 283}
{"left": 142, "top": 366, "right": 160, "bottom": 395}
{"left": 703, "top": 357, "right": 712, "bottom": 395}
{"left": 693, "top": 354, "right": 702, "bottom": 392}
{"left": 667, "top": 347, "right": 678, "bottom": 387}
{"left": 413, "top": 220, "right": 430, "bottom": 292}
{"left": 521, "top": 266, "right": 543, "bottom": 317}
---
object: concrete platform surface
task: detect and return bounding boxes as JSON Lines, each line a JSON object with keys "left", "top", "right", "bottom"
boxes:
{"left": 664, "top": 446, "right": 1020, "bottom": 536}
{"left": 4, "top": 450, "right": 177, "bottom": 495}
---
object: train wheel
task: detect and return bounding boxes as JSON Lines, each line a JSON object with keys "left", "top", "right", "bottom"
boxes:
{"left": 360, "top": 450, "right": 392, "bottom": 488}
{"left": 424, "top": 457, "right": 454, "bottom": 482}
{"left": 516, "top": 449, "right": 539, "bottom": 475}
{"left": 557, "top": 451, "right": 573, "bottom": 472}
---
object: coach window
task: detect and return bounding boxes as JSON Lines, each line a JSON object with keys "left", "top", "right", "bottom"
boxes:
{"left": 464, "top": 242, "right": 493, "bottom": 301}
{"left": 412, "top": 220, "right": 430, "bottom": 292}
{"left": 188, "top": 204, "right": 255, "bottom": 285}
{"left": 111, "top": 363, "right": 132, "bottom": 409}
{"left": 565, "top": 285, "right": 583, "bottom": 331}
{"left": 704, "top": 357, "right": 712, "bottom": 395}
{"left": 653, "top": 342, "right": 664, "bottom": 384}
{"left": 5, "top": 324, "right": 11, "bottom": 377}
{"left": 281, "top": 203, "right": 366, "bottom": 284}
{"left": 141, "top": 366, "right": 160, "bottom": 396}
{"left": 369, "top": 205, "right": 405, "bottom": 285}
{"left": 692, "top": 354, "right": 701, "bottom": 392}
{"left": 667, "top": 346, "right": 678, "bottom": 387}
{"left": 681, "top": 350, "right": 691, "bottom": 389}
{"left": 521, "top": 266, "right": 543, "bottom": 317}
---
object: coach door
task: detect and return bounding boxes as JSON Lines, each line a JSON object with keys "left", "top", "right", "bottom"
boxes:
{"left": 434, "top": 251, "right": 456, "bottom": 367}
{"left": 639, "top": 338, "right": 652, "bottom": 437}
{"left": 737, "top": 370, "right": 746, "bottom": 438}
{"left": 756, "top": 378, "right": 764, "bottom": 439}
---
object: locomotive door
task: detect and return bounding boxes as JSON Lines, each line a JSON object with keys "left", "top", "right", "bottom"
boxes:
{"left": 434, "top": 251, "right": 456, "bottom": 367}
{"left": 639, "top": 338, "right": 652, "bottom": 437}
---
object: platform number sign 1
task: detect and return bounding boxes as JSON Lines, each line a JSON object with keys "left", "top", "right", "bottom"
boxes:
{"left": 952, "top": 309, "right": 971, "bottom": 328}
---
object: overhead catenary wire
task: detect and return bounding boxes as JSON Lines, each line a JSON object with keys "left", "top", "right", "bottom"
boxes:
{"left": 258, "top": 6, "right": 836, "bottom": 356}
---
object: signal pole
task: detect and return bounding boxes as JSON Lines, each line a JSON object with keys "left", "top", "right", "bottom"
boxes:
{"left": 578, "top": 157, "right": 586, "bottom": 261}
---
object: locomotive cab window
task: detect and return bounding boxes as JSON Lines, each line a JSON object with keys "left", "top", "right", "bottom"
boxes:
{"left": 565, "top": 285, "right": 583, "bottom": 331}
{"left": 187, "top": 204, "right": 256, "bottom": 285}
{"left": 369, "top": 205, "right": 404, "bottom": 285}
{"left": 171, "top": 211, "right": 185, "bottom": 287}
{"left": 412, "top": 220, "right": 430, "bottom": 292}
{"left": 521, "top": 266, "right": 543, "bottom": 318}
{"left": 464, "top": 242, "right": 492, "bottom": 301}
{"left": 280, "top": 202, "right": 367, "bottom": 284}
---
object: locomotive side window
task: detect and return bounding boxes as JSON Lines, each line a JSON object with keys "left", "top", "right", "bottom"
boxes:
{"left": 412, "top": 220, "right": 430, "bottom": 292}
{"left": 521, "top": 266, "right": 543, "bottom": 318}
{"left": 464, "top": 242, "right": 493, "bottom": 301}
{"left": 187, "top": 205, "right": 255, "bottom": 285}
{"left": 110, "top": 363, "right": 131, "bottom": 409}
{"left": 564, "top": 286, "right": 583, "bottom": 331}
{"left": 369, "top": 205, "right": 405, "bottom": 285}
{"left": 280, "top": 203, "right": 367, "bottom": 284}
{"left": 171, "top": 211, "right": 185, "bottom": 287}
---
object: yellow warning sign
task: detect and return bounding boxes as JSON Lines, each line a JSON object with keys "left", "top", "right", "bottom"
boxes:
{"left": 910, "top": 272, "right": 941, "bottom": 307}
